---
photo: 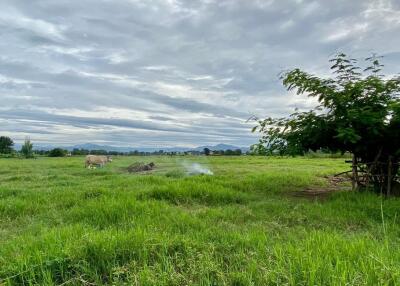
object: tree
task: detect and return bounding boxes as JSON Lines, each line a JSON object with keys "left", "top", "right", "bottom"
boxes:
{"left": 90, "top": 149, "right": 107, "bottom": 155}
{"left": 249, "top": 144, "right": 267, "bottom": 155}
{"left": 72, "top": 148, "right": 90, "bottom": 155}
{"left": 0, "top": 136, "right": 14, "bottom": 154}
{"left": 203, "top": 148, "right": 211, "bottom": 156}
{"left": 48, "top": 148, "right": 67, "bottom": 157}
{"left": 253, "top": 53, "right": 400, "bottom": 195}
{"left": 20, "top": 138, "right": 34, "bottom": 158}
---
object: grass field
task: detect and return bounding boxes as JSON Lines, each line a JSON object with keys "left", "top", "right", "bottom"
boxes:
{"left": 1, "top": 156, "right": 400, "bottom": 285}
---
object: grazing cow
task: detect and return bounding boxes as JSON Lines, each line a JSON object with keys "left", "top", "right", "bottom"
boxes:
{"left": 85, "top": 155, "right": 112, "bottom": 168}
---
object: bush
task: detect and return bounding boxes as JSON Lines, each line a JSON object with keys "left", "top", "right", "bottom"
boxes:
{"left": 0, "top": 136, "right": 14, "bottom": 154}
{"left": 48, "top": 148, "right": 67, "bottom": 157}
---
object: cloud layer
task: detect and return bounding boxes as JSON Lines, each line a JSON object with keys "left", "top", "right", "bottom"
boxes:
{"left": 1, "top": 0, "right": 400, "bottom": 147}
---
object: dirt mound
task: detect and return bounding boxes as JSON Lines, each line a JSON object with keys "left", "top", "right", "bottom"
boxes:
{"left": 127, "top": 162, "right": 155, "bottom": 173}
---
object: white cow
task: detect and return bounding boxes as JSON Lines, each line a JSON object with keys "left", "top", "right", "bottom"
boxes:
{"left": 85, "top": 155, "right": 112, "bottom": 168}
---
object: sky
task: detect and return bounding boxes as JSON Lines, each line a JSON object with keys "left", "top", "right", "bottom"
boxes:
{"left": 1, "top": 0, "right": 400, "bottom": 148}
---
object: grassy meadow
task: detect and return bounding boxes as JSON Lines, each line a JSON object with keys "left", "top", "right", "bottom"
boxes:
{"left": 0, "top": 156, "right": 400, "bottom": 285}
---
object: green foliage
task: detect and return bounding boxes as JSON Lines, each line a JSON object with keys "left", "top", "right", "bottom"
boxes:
{"left": 249, "top": 143, "right": 268, "bottom": 155}
{"left": 212, "top": 149, "right": 242, "bottom": 156}
{"left": 0, "top": 136, "right": 14, "bottom": 154}
{"left": 1, "top": 156, "right": 400, "bottom": 285}
{"left": 203, "top": 147, "right": 211, "bottom": 156}
{"left": 48, "top": 148, "right": 67, "bottom": 157}
{"left": 71, "top": 148, "right": 90, "bottom": 155}
{"left": 20, "top": 138, "right": 34, "bottom": 159}
{"left": 254, "top": 53, "right": 400, "bottom": 159}
{"left": 225, "top": 149, "right": 242, "bottom": 155}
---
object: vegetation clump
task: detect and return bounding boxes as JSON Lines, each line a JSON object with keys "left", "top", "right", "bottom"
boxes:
{"left": 48, "top": 148, "right": 67, "bottom": 157}
{"left": 0, "top": 136, "right": 14, "bottom": 155}
{"left": 20, "top": 138, "right": 34, "bottom": 159}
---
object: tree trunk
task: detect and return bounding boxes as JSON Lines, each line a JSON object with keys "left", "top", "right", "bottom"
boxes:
{"left": 387, "top": 156, "right": 392, "bottom": 197}
{"left": 366, "top": 158, "right": 399, "bottom": 196}
{"left": 352, "top": 154, "right": 359, "bottom": 191}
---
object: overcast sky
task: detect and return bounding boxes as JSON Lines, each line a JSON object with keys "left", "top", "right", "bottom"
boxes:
{"left": 1, "top": 0, "right": 400, "bottom": 147}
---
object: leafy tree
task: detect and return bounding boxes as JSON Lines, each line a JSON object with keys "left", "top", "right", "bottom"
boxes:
{"left": 35, "top": 150, "right": 48, "bottom": 156}
{"left": 90, "top": 149, "right": 108, "bottom": 155}
{"left": 0, "top": 136, "right": 14, "bottom": 154}
{"left": 203, "top": 148, "right": 211, "bottom": 156}
{"left": 20, "top": 138, "right": 34, "bottom": 158}
{"left": 48, "top": 148, "right": 67, "bottom": 157}
{"left": 249, "top": 144, "right": 267, "bottom": 155}
{"left": 253, "top": 53, "right": 400, "bottom": 195}
{"left": 72, "top": 148, "right": 90, "bottom": 155}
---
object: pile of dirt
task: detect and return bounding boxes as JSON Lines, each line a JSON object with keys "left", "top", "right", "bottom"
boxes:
{"left": 127, "top": 162, "right": 155, "bottom": 173}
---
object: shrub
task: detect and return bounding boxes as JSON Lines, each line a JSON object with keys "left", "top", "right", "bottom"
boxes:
{"left": 48, "top": 148, "right": 67, "bottom": 157}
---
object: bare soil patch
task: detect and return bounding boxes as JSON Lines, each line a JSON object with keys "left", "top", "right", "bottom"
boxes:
{"left": 290, "top": 176, "right": 352, "bottom": 201}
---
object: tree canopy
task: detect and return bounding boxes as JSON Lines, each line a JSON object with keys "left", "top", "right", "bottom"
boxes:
{"left": 21, "top": 138, "right": 34, "bottom": 158}
{"left": 0, "top": 136, "right": 14, "bottom": 154}
{"left": 48, "top": 148, "right": 67, "bottom": 157}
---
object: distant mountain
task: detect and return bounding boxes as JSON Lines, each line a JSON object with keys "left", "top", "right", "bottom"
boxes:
{"left": 32, "top": 143, "right": 249, "bottom": 153}
{"left": 67, "top": 143, "right": 133, "bottom": 152}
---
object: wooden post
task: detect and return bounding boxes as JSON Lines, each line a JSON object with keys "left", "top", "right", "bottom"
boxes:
{"left": 387, "top": 156, "right": 392, "bottom": 197}
{"left": 352, "top": 154, "right": 358, "bottom": 191}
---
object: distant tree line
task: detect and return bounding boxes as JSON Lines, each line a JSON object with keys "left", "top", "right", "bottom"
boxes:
{"left": 203, "top": 148, "right": 242, "bottom": 156}
{"left": 0, "top": 137, "right": 246, "bottom": 158}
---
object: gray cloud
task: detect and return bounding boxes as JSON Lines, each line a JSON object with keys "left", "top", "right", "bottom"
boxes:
{"left": 0, "top": 0, "right": 399, "bottom": 147}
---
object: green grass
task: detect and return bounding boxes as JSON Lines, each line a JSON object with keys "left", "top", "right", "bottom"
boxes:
{"left": 0, "top": 156, "right": 399, "bottom": 285}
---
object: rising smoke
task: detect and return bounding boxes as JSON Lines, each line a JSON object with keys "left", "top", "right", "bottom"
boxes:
{"left": 182, "top": 162, "right": 214, "bottom": 175}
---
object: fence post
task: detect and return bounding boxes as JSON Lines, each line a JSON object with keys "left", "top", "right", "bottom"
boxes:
{"left": 352, "top": 154, "right": 358, "bottom": 191}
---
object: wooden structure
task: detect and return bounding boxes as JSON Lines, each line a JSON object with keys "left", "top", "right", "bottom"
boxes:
{"left": 336, "top": 156, "right": 400, "bottom": 196}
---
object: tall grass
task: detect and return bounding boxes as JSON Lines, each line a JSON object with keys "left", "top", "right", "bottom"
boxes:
{"left": 0, "top": 156, "right": 399, "bottom": 285}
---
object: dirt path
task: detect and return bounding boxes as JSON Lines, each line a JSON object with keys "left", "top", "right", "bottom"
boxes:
{"left": 290, "top": 176, "right": 352, "bottom": 201}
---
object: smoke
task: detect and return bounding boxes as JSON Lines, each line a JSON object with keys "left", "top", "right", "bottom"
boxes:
{"left": 182, "top": 162, "right": 213, "bottom": 175}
